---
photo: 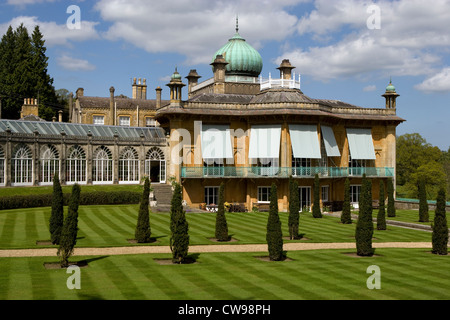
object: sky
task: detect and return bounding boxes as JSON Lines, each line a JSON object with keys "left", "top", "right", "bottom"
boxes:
{"left": 0, "top": 0, "right": 449, "bottom": 151}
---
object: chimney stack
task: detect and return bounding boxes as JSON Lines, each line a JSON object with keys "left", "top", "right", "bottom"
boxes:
{"left": 110, "top": 86, "right": 115, "bottom": 126}
{"left": 156, "top": 86, "right": 162, "bottom": 109}
{"left": 132, "top": 77, "right": 148, "bottom": 100}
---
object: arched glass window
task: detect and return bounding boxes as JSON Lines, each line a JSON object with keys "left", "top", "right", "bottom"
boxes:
{"left": 40, "top": 145, "right": 60, "bottom": 184}
{"left": 119, "top": 147, "right": 139, "bottom": 183}
{"left": 93, "top": 146, "right": 113, "bottom": 184}
{"left": 0, "top": 146, "right": 5, "bottom": 185}
{"left": 12, "top": 144, "right": 33, "bottom": 185}
{"left": 145, "top": 147, "right": 166, "bottom": 183}
{"left": 67, "top": 145, "right": 87, "bottom": 184}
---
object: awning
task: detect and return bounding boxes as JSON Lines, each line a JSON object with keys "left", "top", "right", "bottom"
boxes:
{"left": 321, "top": 126, "right": 341, "bottom": 157}
{"left": 289, "top": 124, "right": 321, "bottom": 159}
{"left": 248, "top": 125, "right": 282, "bottom": 159}
{"left": 346, "top": 128, "right": 376, "bottom": 160}
{"left": 201, "top": 124, "right": 233, "bottom": 159}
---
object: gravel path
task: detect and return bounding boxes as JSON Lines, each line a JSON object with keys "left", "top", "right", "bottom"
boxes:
{"left": 0, "top": 242, "right": 433, "bottom": 258}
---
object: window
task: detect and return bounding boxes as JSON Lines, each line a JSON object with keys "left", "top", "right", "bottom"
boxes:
{"left": 67, "top": 146, "right": 86, "bottom": 184}
{"left": 145, "top": 147, "right": 166, "bottom": 183}
{"left": 350, "top": 185, "right": 361, "bottom": 204}
{"left": 93, "top": 115, "right": 105, "bottom": 125}
{"left": 299, "top": 187, "right": 311, "bottom": 211}
{"left": 258, "top": 187, "right": 271, "bottom": 203}
{"left": 119, "top": 116, "right": 131, "bottom": 127}
{"left": 292, "top": 157, "right": 311, "bottom": 176}
{"left": 12, "top": 144, "right": 33, "bottom": 185}
{"left": 204, "top": 158, "right": 224, "bottom": 176}
{"left": 93, "top": 146, "right": 113, "bottom": 184}
{"left": 205, "top": 187, "right": 219, "bottom": 205}
{"left": 146, "top": 117, "right": 159, "bottom": 127}
{"left": 40, "top": 145, "right": 60, "bottom": 184}
{"left": 119, "top": 147, "right": 139, "bottom": 183}
{"left": 321, "top": 185, "right": 329, "bottom": 202}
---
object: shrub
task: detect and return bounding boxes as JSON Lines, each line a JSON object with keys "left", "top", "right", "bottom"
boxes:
{"left": 288, "top": 177, "right": 300, "bottom": 240}
{"left": 135, "top": 177, "right": 152, "bottom": 243}
{"left": 58, "top": 184, "right": 81, "bottom": 268}
{"left": 312, "top": 174, "right": 322, "bottom": 218}
{"left": 431, "top": 188, "right": 448, "bottom": 255}
{"left": 170, "top": 182, "right": 190, "bottom": 264}
{"left": 266, "top": 183, "right": 284, "bottom": 261}
{"left": 341, "top": 178, "right": 352, "bottom": 224}
{"left": 50, "top": 173, "right": 64, "bottom": 245}
{"left": 355, "top": 175, "right": 374, "bottom": 257}
{"left": 215, "top": 183, "right": 229, "bottom": 241}
{"left": 387, "top": 178, "right": 396, "bottom": 217}
{"left": 418, "top": 178, "right": 429, "bottom": 222}
{"left": 377, "top": 180, "right": 387, "bottom": 230}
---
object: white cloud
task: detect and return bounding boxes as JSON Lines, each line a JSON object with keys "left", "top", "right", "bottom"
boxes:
{"left": 6, "top": 0, "right": 57, "bottom": 6}
{"left": 277, "top": 0, "right": 450, "bottom": 81}
{"left": 0, "top": 16, "right": 99, "bottom": 47}
{"left": 57, "top": 54, "right": 96, "bottom": 71}
{"left": 94, "top": 0, "right": 304, "bottom": 65}
{"left": 363, "top": 85, "right": 377, "bottom": 92}
{"left": 415, "top": 67, "right": 450, "bottom": 94}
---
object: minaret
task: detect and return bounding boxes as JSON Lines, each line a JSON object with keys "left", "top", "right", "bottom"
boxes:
{"left": 186, "top": 69, "right": 201, "bottom": 99}
{"left": 277, "top": 59, "right": 296, "bottom": 80}
{"left": 166, "top": 67, "right": 186, "bottom": 106}
{"left": 382, "top": 79, "right": 400, "bottom": 110}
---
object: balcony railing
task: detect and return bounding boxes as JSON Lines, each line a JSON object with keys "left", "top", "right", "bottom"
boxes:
{"left": 181, "top": 167, "right": 394, "bottom": 179}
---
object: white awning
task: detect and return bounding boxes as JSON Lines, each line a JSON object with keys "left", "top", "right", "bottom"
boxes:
{"left": 248, "top": 125, "right": 282, "bottom": 159}
{"left": 321, "top": 126, "right": 341, "bottom": 157}
{"left": 201, "top": 124, "right": 233, "bottom": 159}
{"left": 289, "top": 124, "right": 321, "bottom": 159}
{"left": 346, "top": 128, "right": 376, "bottom": 160}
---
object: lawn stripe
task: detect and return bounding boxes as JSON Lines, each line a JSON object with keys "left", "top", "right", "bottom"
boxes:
{"left": 78, "top": 208, "right": 112, "bottom": 245}
{"left": 28, "top": 259, "right": 55, "bottom": 300}
{"left": 0, "top": 212, "right": 17, "bottom": 247}
{"left": 126, "top": 256, "right": 171, "bottom": 300}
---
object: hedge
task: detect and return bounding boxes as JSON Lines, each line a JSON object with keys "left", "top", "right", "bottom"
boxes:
{"left": 0, "top": 191, "right": 141, "bottom": 210}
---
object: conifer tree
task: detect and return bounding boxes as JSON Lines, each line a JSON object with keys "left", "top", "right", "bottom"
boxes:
{"left": 49, "top": 172, "right": 64, "bottom": 245}
{"left": 170, "top": 182, "right": 190, "bottom": 263}
{"left": 355, "top": 175, "right": 374, "bottom": 257}
{"left": 377, "top": 180, "right": 387, "bottom": 230}
{"left": 58, "top": 184, "right": 81, "bottom": 268}
{"left": 387, "top": 178, "right": 396, "bottom": 217}
{"left": 288, "top": 177, "right": 300, "bottom": 240}
{"left": 341, "top": 177, "right": 352, "bottom": 224}
{"left": 135, "top": 177, "right": 152, "bottom": 243}
{"left": 312, "top": 174, "right": 322, "bottom": 218}
{"left": 431, "top": 188, "right": 448, "bottom": 256}
{"left": 266, "top": 183, "right": 284, "bottom": 261}
{"left": 215, "top": 183, "right": 229, "bottom": 241}
{"left": 418, "top": 178, "right": 429, "bottom": 222}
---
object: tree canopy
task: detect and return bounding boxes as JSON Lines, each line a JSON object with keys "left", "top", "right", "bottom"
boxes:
{"left": 0, "top": 24, "right": 59, "bottom": 120}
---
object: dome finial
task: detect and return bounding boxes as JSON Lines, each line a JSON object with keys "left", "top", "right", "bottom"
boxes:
{"left": 236, "top": 14, "right": 239, "bottom": 33}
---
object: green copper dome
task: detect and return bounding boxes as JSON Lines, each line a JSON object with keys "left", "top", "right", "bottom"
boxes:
{"left": 386, "top": 80, "right": 396, "bottom": 92}
{"left": 212, "top": 29, "right": 263, "bottom": 77}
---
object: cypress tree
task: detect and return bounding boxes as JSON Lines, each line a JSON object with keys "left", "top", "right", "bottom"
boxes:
{"left": 266, "top": 183, "right": 284, "bottom": 261}
{"left": 58, "top": 184, "right": 81, "bottom": 268}
{"left": 135, "top": 177, "right": 152, "bottom": 243}
{"left": 312, "top": 174, "right": 322, "bottom": 218}
{"left": 49, "top": 172, "right": 64, "bottom": 245}
{"left": 170, "top": 182, "right": 190, "bottom": 264}
{"left": 288, "top": 177, "right": 300, "bottom": 240}
{"left": 431, "top": 188, "right": 448, "bottom": 256}
{"left": 377, "top": 180, "right": 387, "bottom": 230}
{"left": 418, "top": 178, "right": 429, "bottom": 222}
{"left": 341, "top": 177, "right": 352, "bottom": 224}
{"left": 387, "top": 178, "right": 396, "bottom": 218}
{"left": 355, "top": 175, "right": 374, "bottom": 257}
{"left": 215, "top": 183, "right": 229, "bottom": 241}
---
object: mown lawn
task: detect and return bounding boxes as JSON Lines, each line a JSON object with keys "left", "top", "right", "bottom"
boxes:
{"left": 0, "top": 249, "right": 449, "bottom": 300}
{"left": 0, "top": 205, "right": 434, "bottom": 249}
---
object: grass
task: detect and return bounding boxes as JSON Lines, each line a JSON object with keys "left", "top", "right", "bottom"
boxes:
{"left": 0, "top": 249, "right": 449, "bottom": 300}
{"left": 0, "top": 205, "right": 434, "bottom": 249}
{"left": 0, "top": 205, "right": 448, "bottom": 300}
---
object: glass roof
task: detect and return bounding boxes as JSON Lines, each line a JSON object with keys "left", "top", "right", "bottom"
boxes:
{"left": 0, "top": 120, "right": 166, "bottom": 140}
